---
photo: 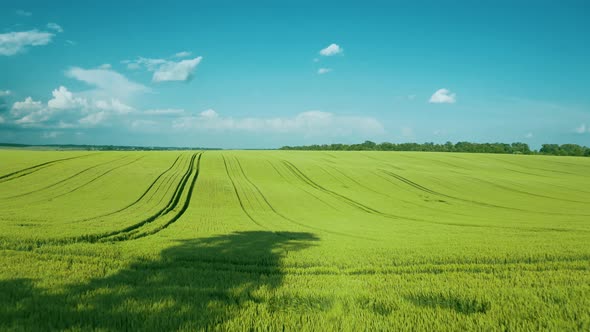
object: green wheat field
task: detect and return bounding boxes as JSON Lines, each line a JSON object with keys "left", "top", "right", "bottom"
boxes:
{"left": 1, "top": 149, "right": 589, "bottom": 331}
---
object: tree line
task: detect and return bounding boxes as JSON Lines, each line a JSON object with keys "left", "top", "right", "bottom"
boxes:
{"left": 280, "top": 141, "right": 590, "bottom": 157}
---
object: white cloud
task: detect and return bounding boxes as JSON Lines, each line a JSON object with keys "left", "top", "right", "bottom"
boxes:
{"left": 11, "top": 97, "right": 49, "bottom": 125}
{"left": 48, "top": 86, "right": 87, "bottom": 109}
{"left": 16, "top": 10, "right": 32, "bottom": 17}
{"left": 94, "top": 99, "right": 134, "bottom": 114}
{"left": 429, "top": 88, "right": 456, "bottom": 104}
{"left": 200, "top": 109, "right": 218, "bottom": 119}
{"left": 98, "top": 63, "right": 112, "bottom": 69}
{"left": 79, "top": 111, "right": 107, "bottom": 126}
{"left": 66, "top": 67, "right": 149, "bottom": 99}
{"left": 144, "top": 109, "right": 185, "bottom": 116}
{"left": 318, "top": 68, "right": 332, "bottom": 75}
{"left": 8, "top": 85, "right": 137, "bottom": 128}
{"left": 575, "top": 124, "right": 588, "bottom": 134}
{"left": 65, "top": 40, "right": 76, "bottom": 45}
{"left": 41, "top": 131, "right": 62, "bottom": 139}
{"left": 125, "top": 57, "right": 167, "bottom": 71}
{"left": 319, "top": 43, "right": 343, "bottom": 56}
{"left": 124, "top": 56, "right": 203, "bottom": 82}
{"left": 152, "top": 57, "right": 202, "bottom": 82}
{"left": 313, "top": 58, "right": 319, "bottom": 63}
{"left": 12, "top": 97, "right": 43, "bottom": 113}
{"left": 14, "top": 108, "right": 55, "bottom": 126}
{"left": 173, "top": 110, "right": 384, "bottom": 137}
{"left": 174, "top": 51, "right": 191, "bottom": 58}
{"left": 47, "top": 23, "right": 63, "bottom": 33}
{"left": 0, "top": 115, "right": 4, "bottom": 124}
{"left": 0, "top": 30, "right": 55, "bottom": 56}
{"left": 525, "top": 132, "right": 533, "bottom": 138}
{"left": 0, "top": 90, "right": 10, "bottom": 96}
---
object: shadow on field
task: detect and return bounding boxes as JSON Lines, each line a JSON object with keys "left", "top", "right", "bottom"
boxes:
{"left": 0, "top": 231, "right": 318, "bottom": 330}
{"left": 405, "top": 293, "right": 491, "bottom": 315}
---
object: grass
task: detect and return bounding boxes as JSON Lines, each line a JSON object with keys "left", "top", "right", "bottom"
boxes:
{"left": 0, "top": 149, "right": 589, "bottom": 330}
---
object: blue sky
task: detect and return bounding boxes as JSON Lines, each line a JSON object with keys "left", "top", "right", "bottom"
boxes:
{"left": 0, "top": 1, "right": 589, "bottom": 149}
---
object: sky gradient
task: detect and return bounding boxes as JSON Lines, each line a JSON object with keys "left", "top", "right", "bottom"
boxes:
{"left": 1, "top": 1, "right": 589, "bottom": 149}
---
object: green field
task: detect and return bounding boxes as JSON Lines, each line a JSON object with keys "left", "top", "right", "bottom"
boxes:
{"left": 1, "top": 149, "right": 589, "bottom": 331}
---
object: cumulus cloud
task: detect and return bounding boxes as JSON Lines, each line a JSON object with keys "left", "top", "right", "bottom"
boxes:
{"left": 47, "top": 23, "right": 63, "bottom": 33}
{"left": 12, "top": 97, "right": 43, "bottom": 113}
{"left": 0, "top": 30, "right": 55, "bottom": 56}
{"left": 318, "top": 68, "right": 332, "bottom": 75}
{"left": 48, "top": 86, "right": 87, "bottom": 109}
{"left": 98, "top": 63, "right": 112, "bottom": 69}
{"left": 575, "top": 124, "right": 588, "bottom": 134}
{"left": 319, "top": 43, "right": 343, "bottom": 56}
{"left": 172, "top": 110, "right": 384, "bottom": 137}
{"left": 8, "top": 85, "right": 136, "bottom": 128}
{"left": 66, "top": 67, "right": 149, "bottom": 99}
{"left": 0, "top": 90, "right": 11, "bottom": 96}
{"left": 525, "top": 132, "right": 533, "bottom": 138}
{"left": 11, "top": 96, "right": 63, "bottom": 126}
{"left": 429, "top": 88, "right": 456, "bottom": 104}
{"left": 0, "top": 115, "right": 5, "bottom": 124}
{"left": 124, "top": 56, "right": 203, "bottom": 82}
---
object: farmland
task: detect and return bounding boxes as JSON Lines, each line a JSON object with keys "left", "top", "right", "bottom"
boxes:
{"left": 0, "top": 149, "right": 589, "bottom": 331}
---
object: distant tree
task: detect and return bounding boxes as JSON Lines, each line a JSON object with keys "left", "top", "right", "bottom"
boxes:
{"left": 278, "top": 141, "right": 589, "bottom": 157}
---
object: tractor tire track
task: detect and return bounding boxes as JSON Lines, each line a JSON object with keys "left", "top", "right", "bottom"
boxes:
{"left": 234, "top": 157, "right": 374, "bottom": 240}
{"left": 38, "top": 156, "right": 145, "bottom": 202}
{"left": 279, "top": 160, "right": 565, "bottom": 227}
{"left": 282, "top": 160, "right": 390, "bottom": 216}
{"left": 361, "top": 153, "right": 404, "bottom": 170}
{"left": 74, "top": 154, "right": 184, "bottom": 222}
{"left": 266, "top": 160, "right": 340, "bottom": 211}
{"left": 379, "top": 169, "right": 590, "bottom": 217}
{"left": 94, "top": 153, "right": 200, "bottom": 241}
{"left": 317, "top": 165, "right": 350, "bottom": 187}
{"left": 465, "top": 176, "right": 590, "bottom": 204}
{"left": 149, "top": 154, "right": 191, "bottom": 207}
{"left": 0, "top": 153, "right": 95, "bottom": 183}
{"left": 0, "top": 153, "right": 201, "bottom": 246}
{"left": 222, "top": 155, "right": 270, "bottom": 231}
{"left": 486, "top": 157, "right": 578, "bottom": 176}
{"left": 145, "top": 154, "right": 188, "bottom": 204}
{"left": 325, "top": 165, "right": 389, "bottom": 197}
{"left": 129, "top": 153, "right": 203, "bottom": 240}
{"left": 2, "top": 155, "right": 129, "bottom": 199}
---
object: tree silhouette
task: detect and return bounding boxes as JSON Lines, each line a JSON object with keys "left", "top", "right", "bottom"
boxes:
{"left": 0, "top": 231, "right": 319, "bottom": 331}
